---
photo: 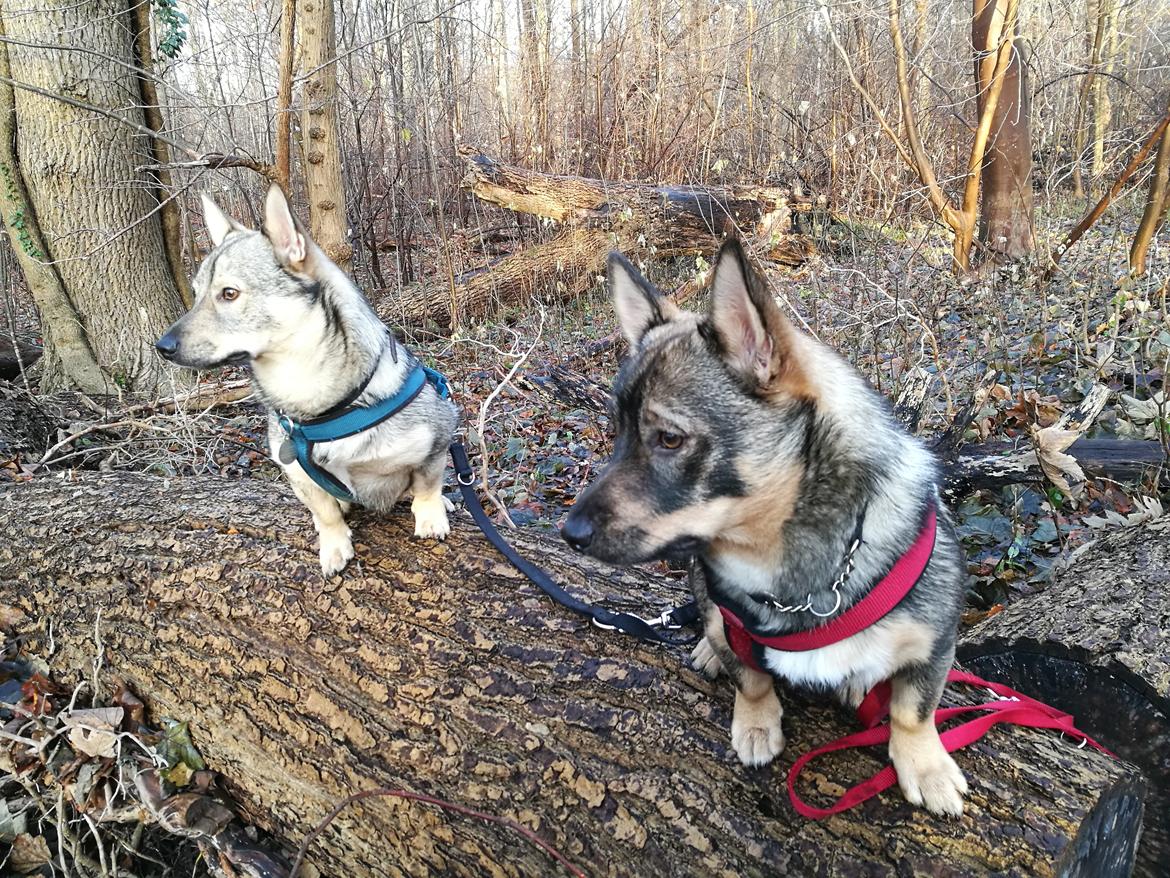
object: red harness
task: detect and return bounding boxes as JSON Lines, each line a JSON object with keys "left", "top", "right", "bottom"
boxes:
{"left": 716, "top": 503, "right": 1114, "bottom": 819}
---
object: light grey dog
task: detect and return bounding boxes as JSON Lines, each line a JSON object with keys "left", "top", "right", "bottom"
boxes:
{"left": 156, "top": 185, "right": 457, "bottom": 575}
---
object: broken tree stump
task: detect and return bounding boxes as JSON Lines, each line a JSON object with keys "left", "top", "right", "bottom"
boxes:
{"left": 960, "top": 516, "right": 1170, "bottom": 877}
{"left": 0, "top": 473, "right": 1146, "bottom": 877}
{"left": 389, "top": 149, "right": 819, "bottom": 327}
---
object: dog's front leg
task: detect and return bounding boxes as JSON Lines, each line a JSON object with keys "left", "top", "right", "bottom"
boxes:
{"left": 284, "top": 464, "right": 354, "bottom": 576}
{"left": 409, "top": 452, "right": 452, "bottom": 540}
{"left": 699, "top": 605, "right": 785, "bottom": 767}
{"left": 888, "top": 661, "right": 968, "bottom": 817}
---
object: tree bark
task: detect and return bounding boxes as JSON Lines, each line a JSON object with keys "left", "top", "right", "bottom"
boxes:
{"left": 960, "top": 516, "right": 1170, "bottom": 877}
{"left": 0, "top": 0, "right": 183, "bottom": 392}
{"left": 1071, "top": 0, "right": 1108, "bottom": 199}
{"left": 974, "top": 10, "right": 1034, "bottom": 262}
{"left": 298, "top": 0, "right": 352, "bottom": 271}
{"left": 275, "top": 0, "right": 297, "bottom": 191}
{"left": 0, "top": 473, "right": 1148, "bottom": 878}
{"left": 0, "top": 35, "right": 107, "bottom": 394}
{"left": 1129, "top": 106, "right": 1170, "bottom": 276}
{"left": 129, "top": 0, "right": 192, "bottom": 309}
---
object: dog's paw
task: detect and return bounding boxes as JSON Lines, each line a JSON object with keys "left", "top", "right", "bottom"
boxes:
{"left": 411, "top": 495, "right": 451, "bottom": 540}
{"left": 731, "top": 693, "right": 785, "bottom": 767}
{"left": 319, "top": 527, "right": 354, "bottom": 576}
{"left": 690, "top": 636, "right": 724, "bottom": 678}
{"left": 892, "top": 742, "right": 968, "bottom": 817}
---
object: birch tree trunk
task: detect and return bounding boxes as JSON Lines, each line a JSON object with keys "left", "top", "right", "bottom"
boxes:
{"left": 0, "top": 472, "right": 1148, "bottom": 878}
{"left": 298, "top": 0, "right": 352, "bottom": 271}
{"left": 0, "top": 0, "right": 184, "bottom": 392}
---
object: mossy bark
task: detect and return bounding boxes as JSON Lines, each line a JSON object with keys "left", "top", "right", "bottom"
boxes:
{"left": 0, "top": 0, "right": 183, "bottom": 392}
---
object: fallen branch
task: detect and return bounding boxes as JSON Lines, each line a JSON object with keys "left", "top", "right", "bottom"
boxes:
{"left": 1044, "top": 109, "right": 1170, "bottom": 277}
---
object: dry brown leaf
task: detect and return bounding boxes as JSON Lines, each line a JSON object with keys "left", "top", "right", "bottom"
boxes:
{"left": 8, "top": 833, "right": 51, "bottom": 874}
{"left": 63, "top": 706, "right": 124, "bottom": 759}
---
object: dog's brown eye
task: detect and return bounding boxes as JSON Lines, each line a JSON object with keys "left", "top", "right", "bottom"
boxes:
{"left": 220, "top": 287, "right": 240, "bottom": 302}
{"left": 658, "top": 431, "right": 685, "bottom": 450}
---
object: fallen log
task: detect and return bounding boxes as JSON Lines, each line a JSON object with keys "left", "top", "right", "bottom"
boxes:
{"left": 943, "top": 437, "right": 1167, "bottom": 498}
{"left": 0, "top": 473, "right": 1146, "bottom": 877}
{"left": 392, "top": 149, "right": 819, "bottom": 327}
{"left": 0, "top": 335, "right": 41, "bottom": 380}
{"left": 382, "top": 228, "right": 609, "bottom": 328}
{"left": 960, "top": 516, "right": 1170, "bottom": 877}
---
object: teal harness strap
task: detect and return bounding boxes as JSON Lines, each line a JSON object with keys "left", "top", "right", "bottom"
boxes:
{"left": 278, "top": 362, "right": 448, "bottom": 504}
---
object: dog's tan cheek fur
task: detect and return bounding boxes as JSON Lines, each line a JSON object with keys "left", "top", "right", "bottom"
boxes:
{"left": 638, "top": 497, "right": 740, "bottom": 546}
{"left": 709, "top": 460, "right": 803, "bottom": 568}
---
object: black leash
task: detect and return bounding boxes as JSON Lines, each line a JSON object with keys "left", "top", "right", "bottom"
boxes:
{"left": 448, "top": 441, "right": 700, "bottom": 645}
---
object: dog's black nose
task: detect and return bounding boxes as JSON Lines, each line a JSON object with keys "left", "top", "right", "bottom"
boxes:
{"left": 561, "top": 513, "right": 594, "bottom": 552}
{"left": 155, "top": 332, "right": 179, "bottom": 360}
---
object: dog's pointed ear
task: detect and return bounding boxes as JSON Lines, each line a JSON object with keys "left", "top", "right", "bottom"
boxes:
{"left": 610, "top": 253, "right": 679, "bottom": 347}
{"left": 200, "top": 194, "right": 246, "bottom": 247}
{"left": 709, "top": 239, "right": 797, "bottom": 391}
{"left": 262, "top": 184, "right": 307, "bottom": 267}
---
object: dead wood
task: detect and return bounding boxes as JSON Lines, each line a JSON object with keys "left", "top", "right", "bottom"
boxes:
{"left": 960, "top": 516, "right": 1170, "bottom": 876}
{"left": 390, "top": 150, "right": 819, "bottom": 327}
{"left": 0, "top": 472, "right": 1147, "bottom": 877}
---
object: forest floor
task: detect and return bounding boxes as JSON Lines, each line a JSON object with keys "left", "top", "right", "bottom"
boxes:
{"left": 1, "top": 203, "right": 1168, "bottom": 877}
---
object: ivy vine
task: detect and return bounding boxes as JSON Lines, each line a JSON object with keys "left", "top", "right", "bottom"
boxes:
{"left": 154, "top": 0, "right": 188, "bottom": 59}
{"left": 0, "top": 162, "right": 43, "bottom": 260}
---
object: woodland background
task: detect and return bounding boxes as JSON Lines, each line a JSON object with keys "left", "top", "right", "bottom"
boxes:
{"left": 0, "top": 0, "right": 1169, "bottom": 876}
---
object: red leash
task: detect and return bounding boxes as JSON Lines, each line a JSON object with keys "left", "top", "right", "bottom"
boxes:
{"left": 713, "top": 504, "right": 1115, "bottom": 818}
{"left": 786, "top": 670, "right": 1115, "bottom": 819}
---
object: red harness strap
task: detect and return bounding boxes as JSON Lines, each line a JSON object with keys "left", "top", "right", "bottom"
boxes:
{"left": 787, "top": 670, "right": 1115, "bottom": 819}
{"left": 718, "top": 504, "right": 939, "bottom": 672}
{"left": 713, "top": 504, "right": 1114, "bottom": 818}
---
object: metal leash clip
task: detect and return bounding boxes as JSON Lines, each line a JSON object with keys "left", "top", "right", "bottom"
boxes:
{"left": 592, "top": 608, "right": 682, "bottom": 632}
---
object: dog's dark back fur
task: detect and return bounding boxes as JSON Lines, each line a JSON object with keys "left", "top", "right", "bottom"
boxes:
{"left": 565, "top": 239, "right": 967, "bottom": 703}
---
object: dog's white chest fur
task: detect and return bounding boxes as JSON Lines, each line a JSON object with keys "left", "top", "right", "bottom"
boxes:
{"left": 759, "top": 614, "right": 934, "bottom": 704}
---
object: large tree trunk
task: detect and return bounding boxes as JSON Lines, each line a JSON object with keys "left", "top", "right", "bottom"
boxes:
{"left": 392, "top": 149, "right": 817, "bottom": 327}
{"left": 960, "top": 516, "right": 1170, "bottom": 876}
{"left": 0, "top": 0, "right": 183, "bottom": 393}
{"left": 0, "top": 35, "right": 105, "bottom": 395}
{"left": 974, "top": 17, "right": 1034, "bottom": 261}
{"left": 298, "top": 0, "right": 352, "bottom": 271}
{"left": 0, "top": 473, "right": 1147, "bottom": 877}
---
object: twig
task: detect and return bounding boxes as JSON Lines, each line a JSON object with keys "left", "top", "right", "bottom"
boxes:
{"left": 476, "top": 309, "right": 545, "bottom": 528}
{"left": 289, "top": 787, "right": 587, "bottom": 878}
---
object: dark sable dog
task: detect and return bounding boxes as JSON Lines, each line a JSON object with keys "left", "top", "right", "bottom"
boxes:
{"left": 562, "top": 241, "right": 970, "bottom": 816}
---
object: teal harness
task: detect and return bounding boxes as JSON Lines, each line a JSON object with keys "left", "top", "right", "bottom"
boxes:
{"left": 277, "top": 357, "right": 696, "bottom": 644}
{"left": 277, "top": 362, "right": 450, "bottom": 504}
